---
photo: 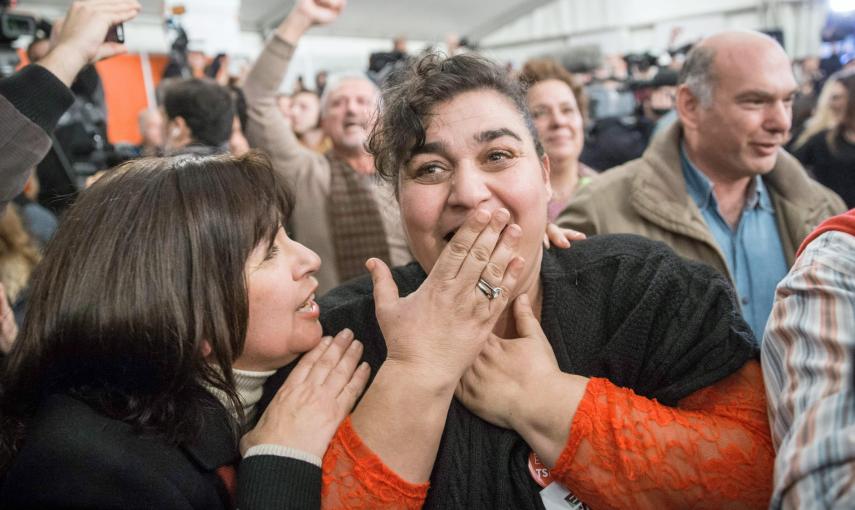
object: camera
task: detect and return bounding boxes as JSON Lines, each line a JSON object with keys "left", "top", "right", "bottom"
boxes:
{"left": 0, "top": 0, "right": 36, "bottom": 77}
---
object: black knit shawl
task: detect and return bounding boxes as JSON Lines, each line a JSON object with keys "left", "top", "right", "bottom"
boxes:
{"left": 261, "top": 234, "right": 758, "bottom": 509}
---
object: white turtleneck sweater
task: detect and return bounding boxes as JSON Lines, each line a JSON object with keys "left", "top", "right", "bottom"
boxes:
{"left": 206, "top": 368, "right": 322, "bottom": 467}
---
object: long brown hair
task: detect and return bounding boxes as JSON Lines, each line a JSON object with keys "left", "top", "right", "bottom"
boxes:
{"left": 0, "top": 151, "right": 293, "bottom": 472}
{"left": 0, "top": 207, "right": 41, "bottom": 304}
{"left": 829, "top": 73, "right": 855, "bottom": 153}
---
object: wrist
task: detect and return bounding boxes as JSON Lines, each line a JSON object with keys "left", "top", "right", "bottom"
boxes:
{"left": 512, "top": 372, "right": 589, "bottom": 467}
{"left": 382, "top": 357, "right": 460, "bottom": 397}
{"left": 277, "top": 12, "right": 314, "bottom": 45}
{"left": 37, "top": 44, "right": 88, "bottom": 88}
{"left": 243, "top": 444, "right": 322, "bottom": 467}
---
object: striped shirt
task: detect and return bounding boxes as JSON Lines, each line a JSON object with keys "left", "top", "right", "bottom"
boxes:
{"left": 761, "top": 230, "right": 855, "bottom": 509}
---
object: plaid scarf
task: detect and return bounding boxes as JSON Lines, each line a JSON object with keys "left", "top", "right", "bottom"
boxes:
{"left": 326, "top": 152, "right": 391, "bottom": 282}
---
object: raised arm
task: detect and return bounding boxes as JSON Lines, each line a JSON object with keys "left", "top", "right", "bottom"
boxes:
{"left": 0, "top": 0, "right": 140, "bottom": 211}
{"left": 242, "top": 0, "right": 334, "bottom": 181}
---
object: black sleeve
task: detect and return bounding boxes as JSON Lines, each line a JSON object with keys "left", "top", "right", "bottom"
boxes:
{"left": 0, "top": 64, "right": 74, "bottom": 133}
{"left": 563, "top": 235, "right": 758, "bottom": 406}
{"left": 238, "top": 455, "right": 322, "bottom": 510}
{"left": 608, "top": 236, "right": 757, "bottom": 404}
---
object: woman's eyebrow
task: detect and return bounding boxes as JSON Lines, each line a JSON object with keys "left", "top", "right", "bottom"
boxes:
{"left": 409, "top": 141, "right": 449, "bottom": 159}
{"left": 475, "top": 128, "right": 523, "bottom": 144}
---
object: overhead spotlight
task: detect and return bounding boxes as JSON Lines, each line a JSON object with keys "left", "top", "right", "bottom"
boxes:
{"left": 830, "top": 0, "right": 855, "bottom": 14}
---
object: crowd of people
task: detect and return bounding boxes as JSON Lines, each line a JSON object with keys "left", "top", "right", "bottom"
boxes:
{"left": 0, "top": 0, "right": 853, "bottom": 509}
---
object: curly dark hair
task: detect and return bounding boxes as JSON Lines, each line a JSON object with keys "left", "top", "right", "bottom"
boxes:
{"left": 367, "top": 52, "right": 543, "bottom": 194}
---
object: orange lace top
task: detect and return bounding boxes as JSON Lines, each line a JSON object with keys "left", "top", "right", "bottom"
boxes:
{"left": 320, "top": 361, "right": 773, "bottom": 509}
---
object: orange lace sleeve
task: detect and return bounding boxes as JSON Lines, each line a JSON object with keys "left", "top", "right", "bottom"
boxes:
{"left": 321, "top": 416, "right": 429, "bottom": 509}
{"left": 550, "top": 360, "right": 773, "bottom": 510}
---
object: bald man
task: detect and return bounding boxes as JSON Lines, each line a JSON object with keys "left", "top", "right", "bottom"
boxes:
{"left": 558, "top": 31, "right": 845, "bottom": 340}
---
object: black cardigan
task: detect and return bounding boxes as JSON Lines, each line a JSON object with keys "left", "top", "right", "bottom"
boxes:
{"left": 261, "top": 233, "right": 757, "bottom": 509}
{"left": 0, "top": 392, "right": 321, "bottom": 509}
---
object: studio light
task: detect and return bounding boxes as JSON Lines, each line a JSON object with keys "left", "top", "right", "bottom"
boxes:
{"left": 830, "top": 0, "right": 855, "bottom": 14}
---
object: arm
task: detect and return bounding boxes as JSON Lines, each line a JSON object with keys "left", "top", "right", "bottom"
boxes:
{"left": 0, "top": 0, "right": 140, "bottom": 211}
{"left": 761, "top": 230, "right": 855, "bottom": 510}
{"left": 242, "top": 0, "right": 330, "bottom": 183}
{"left": 457, "top": 237, "right": 765, "bottom": 508}
{"left": 551, "top": 361, "right": 772, "bottom": 510}
{"left": 457, "top": 295, "right": 772, "bottom": 509}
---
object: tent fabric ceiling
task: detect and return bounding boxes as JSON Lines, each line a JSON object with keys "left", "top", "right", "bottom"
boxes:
{"left": 22, "top": 0, "right": 553, "bottom": 42}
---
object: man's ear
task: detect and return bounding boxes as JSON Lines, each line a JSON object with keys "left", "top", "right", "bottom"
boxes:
{"left": 173, "top": 116, "right": 189, "bottom": 137}
{"left": 676, "top": 84, "right": 701, "bottom": 131}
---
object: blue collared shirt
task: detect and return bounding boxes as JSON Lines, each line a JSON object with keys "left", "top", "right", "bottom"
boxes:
{"left": 680, "top": 146, "right": 789, "bottom": 342}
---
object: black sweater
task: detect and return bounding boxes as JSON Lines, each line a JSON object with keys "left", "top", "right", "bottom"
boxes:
{"left": 262, "top": 234, "right": 757, "bottom": 509}
{"left": 795, "top": 129, "right": 855, "bottom": 208}
{"left": 1, "top": 392, "right": 321, "bottom": 509}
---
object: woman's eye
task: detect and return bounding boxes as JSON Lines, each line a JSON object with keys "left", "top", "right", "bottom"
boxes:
{"left": 487, "top": 151, "right": 511, "bottom": 162}
{"left": 411, "top": 163, "right": 447, "bottom": 183}
{"left": 264, "top": 244, "right": 279, "bottom": 261}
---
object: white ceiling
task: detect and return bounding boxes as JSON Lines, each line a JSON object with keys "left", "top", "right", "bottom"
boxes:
{"left": 21, "top": 0, "right": 555, "bottom": 43}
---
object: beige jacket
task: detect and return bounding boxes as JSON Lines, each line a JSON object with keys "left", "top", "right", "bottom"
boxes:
{"left": 243, "top": 35, "right": 410, "bottom": 295}
{"left": 557, "top": 121, "right": 847, "bottom": 280}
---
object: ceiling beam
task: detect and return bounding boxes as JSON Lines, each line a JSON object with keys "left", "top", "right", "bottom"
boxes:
{"left": 466, "top": 0, "right": 557, "bottom": 42}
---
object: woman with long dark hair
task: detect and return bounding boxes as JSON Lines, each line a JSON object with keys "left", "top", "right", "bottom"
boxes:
{"left": 0, "top": 152, "right": 369, "bottom": 509}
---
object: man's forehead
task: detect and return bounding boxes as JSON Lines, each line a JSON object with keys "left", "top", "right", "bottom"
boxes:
{"left": 329, "top": 78, "right": 378, "bottom": 98}
{"left": 714, "top": 44, "right": 796, "bottom": 92}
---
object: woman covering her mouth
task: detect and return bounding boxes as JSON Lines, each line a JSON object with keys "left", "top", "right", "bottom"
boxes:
{"left": 0, "top": 152, "right": 370, "bottom": 509}
{"left": 261, "top": 52, "right": 775, "bottom": 509}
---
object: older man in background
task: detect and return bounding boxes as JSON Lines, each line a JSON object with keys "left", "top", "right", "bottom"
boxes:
{"left": 243, "top": 0, "right": 410, "bottom": 295}
{"left": 558, "top": 31, "right": 845, "bottom": 340}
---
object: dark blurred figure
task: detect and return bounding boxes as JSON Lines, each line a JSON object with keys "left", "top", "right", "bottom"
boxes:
{"left": 315, "top": 70, "right": 328, "bottom": 95}
{"left": 228, "top": 85, "right": 250, "bottom": 156}
{"left": 795, "top": 73, "right": 855, "bottom": 207}
{"left": 29, "top": 37, "right": 110, "bottom": 213}
{"left": 290, "top": 89, "right": 327, "bottom": 152}
{"left": 581, "top": 68, "right": 678, "bottom": 171}
{"left": 136, "top": 108, "right": 164, "bottom": 157}
{"left": 369, "top": 36, "right": 408, "bottom": 74}
{"left": 12, "top": 174, "right": 57, "bottom": 246}
{"left": 161, "top": 78, "right": 235, "bottom": 156}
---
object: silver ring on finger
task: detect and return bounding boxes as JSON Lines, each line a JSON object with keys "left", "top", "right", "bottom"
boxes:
{"left": 476, "top": 277, "right": 502, "bottom": 300}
